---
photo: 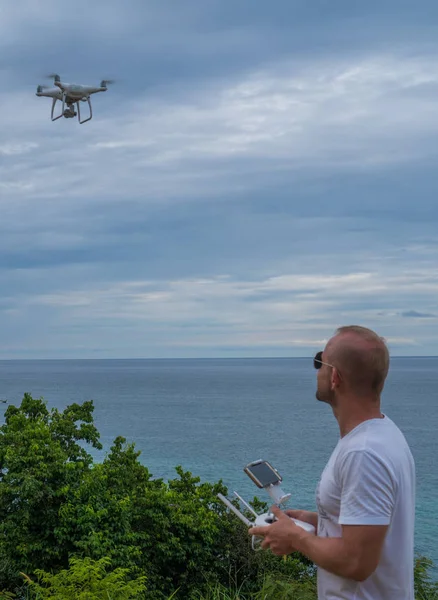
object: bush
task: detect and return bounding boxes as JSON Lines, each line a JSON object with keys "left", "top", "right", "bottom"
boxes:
{"left": 21, "top": 556, "right": 147, "bottom": 599}
{"left": 0, "top": 395, "right": 312, "bottom": 599}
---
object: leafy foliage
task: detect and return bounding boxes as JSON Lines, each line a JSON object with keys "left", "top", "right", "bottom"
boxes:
{"left": 21, "top": 556, "right": 146, "bottom": 599}
{"left": 0, "top": 394, "right": 102, "bottom": 587}
{"left": 0, "top": 394, "right": 308, "bottom": 599}
{"left": 254, "top": 574, "right": 317, "bottom": 600}
{"left": 415, "top": 556, "right": 438, "bottom": 600}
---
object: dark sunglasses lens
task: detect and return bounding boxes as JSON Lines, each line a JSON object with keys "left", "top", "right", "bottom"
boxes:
{"left": 314, "top": 351, "right": 323, "bottom": 369}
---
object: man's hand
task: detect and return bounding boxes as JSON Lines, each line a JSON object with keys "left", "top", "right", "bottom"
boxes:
{"left": 284, "top": 509, "right": 318, "bottom": 531}
{"left": 248, "top": 506, "right": 313, "bottom": 556}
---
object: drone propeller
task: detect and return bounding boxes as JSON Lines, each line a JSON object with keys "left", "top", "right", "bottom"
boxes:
{"left": 46, "top": 73, "right": 61, "bottom": 83}
{"left": 36, "top": 84, "right": 50, "bottom": 93}
{"left": 100, "top": 79, "right": 115, "bottom": 87}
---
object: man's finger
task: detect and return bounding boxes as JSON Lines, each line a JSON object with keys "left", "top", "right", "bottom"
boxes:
{"left": 270, "top": 505, "right": 287, "bottom": 518}
{"left": 248, "top": 526, "right": 266, "bottom": 537}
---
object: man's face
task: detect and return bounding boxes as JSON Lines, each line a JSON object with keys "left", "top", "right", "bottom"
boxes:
{"left": 315, "top": 347, "right": 335, "bottom": 405}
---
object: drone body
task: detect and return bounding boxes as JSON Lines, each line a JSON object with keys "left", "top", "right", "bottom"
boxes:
{"left": 36, "top": 74, "right": 113, "bottom": 124}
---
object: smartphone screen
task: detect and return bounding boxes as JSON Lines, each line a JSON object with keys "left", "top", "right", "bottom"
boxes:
{"left": 244, "top": 461, "right": 282, "bottom": 488}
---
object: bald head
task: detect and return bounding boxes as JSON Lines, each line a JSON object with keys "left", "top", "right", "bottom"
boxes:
{"left": 325, "top": 325, "right": 390, "bottom": 397}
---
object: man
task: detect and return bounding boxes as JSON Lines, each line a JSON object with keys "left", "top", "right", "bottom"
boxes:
{"left": 249, "top": 325, "right": 416, "bottom": 600}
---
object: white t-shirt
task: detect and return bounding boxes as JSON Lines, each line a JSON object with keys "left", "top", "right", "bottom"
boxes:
{"left": 315, "top": 415, "right": 415, "bottom": 600}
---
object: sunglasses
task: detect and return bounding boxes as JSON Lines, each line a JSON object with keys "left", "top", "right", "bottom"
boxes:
{"left": 313, "top": 351, "right": 335, "bottom": 370}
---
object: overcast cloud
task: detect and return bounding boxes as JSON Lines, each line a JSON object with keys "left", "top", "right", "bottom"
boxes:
{"left": 0, "top": 0, "right": 437, "bottom": 358}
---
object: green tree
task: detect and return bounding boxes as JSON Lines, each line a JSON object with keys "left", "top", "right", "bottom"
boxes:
{"left": 0, "top": 394, "right": 102, "bottom": 589}
{"left": 58, "top": 443, "right": 234, "bottom": 599}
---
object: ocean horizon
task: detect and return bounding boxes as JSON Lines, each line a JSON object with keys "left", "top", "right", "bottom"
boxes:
{"left": 1, "top": 355, "right": 437, "bottom": 361}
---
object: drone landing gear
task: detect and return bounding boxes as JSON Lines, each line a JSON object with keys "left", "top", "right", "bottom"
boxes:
{"left": 76, "top": 97, "right": 92, "bottom": 124}
{"left": 51, "top": 98, "right": 63, "bottom": 121}
{"left": 50, "top": 94, "right": 93, "bottom": 124}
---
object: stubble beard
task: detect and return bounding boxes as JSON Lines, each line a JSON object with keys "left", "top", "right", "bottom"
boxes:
{"left": 316, "top": 385, "right": 335, "bottom": 405}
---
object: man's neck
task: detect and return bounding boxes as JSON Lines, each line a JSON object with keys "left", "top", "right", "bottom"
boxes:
{"left": 333, "top": 399, "right": 384, "bottom": 438}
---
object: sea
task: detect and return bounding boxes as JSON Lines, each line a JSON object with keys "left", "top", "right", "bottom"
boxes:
{"left": 0, "top": 357, "right": 437, "bottom": 577}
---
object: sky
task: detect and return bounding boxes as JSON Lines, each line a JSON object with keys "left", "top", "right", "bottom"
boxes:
{"left": 1, "top": 0, "right": 438, "bottom": 358}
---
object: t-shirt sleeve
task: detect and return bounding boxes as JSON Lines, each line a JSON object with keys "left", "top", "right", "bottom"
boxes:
{"left": 337, "top": 449, "right": 396, "bottom": 526}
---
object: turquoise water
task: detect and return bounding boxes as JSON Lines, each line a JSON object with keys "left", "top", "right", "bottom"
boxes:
{"left": 0, "top": 357, "right": 436, "bottom": 573}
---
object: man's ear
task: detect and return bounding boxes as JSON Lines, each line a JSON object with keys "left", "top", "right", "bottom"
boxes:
{"left": 331, "top": 368, "right": 342, "bottom": 390}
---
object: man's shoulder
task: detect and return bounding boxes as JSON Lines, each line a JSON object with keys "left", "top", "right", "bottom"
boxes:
{"left": 335, "top": 417, "right": 414, "bottom": 478}
{"left": 342, "top": 416, "right": 406, "bottom": 449}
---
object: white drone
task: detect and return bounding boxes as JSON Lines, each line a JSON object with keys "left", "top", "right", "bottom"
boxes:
{"left": 36, "top": 73, "right": 113, "bottom": 124}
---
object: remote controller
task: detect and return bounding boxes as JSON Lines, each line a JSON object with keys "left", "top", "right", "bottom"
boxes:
{"left": 217, "top": 459, "right": 315, "bottom": 551}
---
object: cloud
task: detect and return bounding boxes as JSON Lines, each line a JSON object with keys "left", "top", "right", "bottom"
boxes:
{"left": 1, "top": 0, "right": 438, "bottom": 357}
{"left": 401, "top": 310, "right": 436, "bottom": 318}
{"left": 0, "top": 264, "right": 432, "bottom": 357}
{"left": 88, "top": 53, "right": 438, "bottom": 174}
{"left": 0, "top": 143, "right": 38, "bottom": 156}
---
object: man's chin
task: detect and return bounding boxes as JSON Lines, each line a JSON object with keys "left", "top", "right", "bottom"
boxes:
{"left": 316, "top": 391, "right": 329, "bottom": 404}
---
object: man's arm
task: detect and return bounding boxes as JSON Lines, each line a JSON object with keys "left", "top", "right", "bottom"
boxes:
{"left": 295, "top": 523, "right": 388, "bottom": 581}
